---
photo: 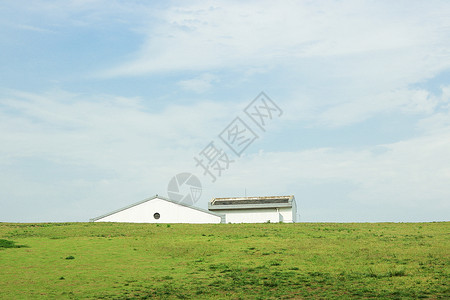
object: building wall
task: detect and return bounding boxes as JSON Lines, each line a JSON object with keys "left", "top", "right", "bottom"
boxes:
{"left": 291, "top": 199, "right": 297, "bottom": 222}
{"left": 95, "top": 198, "right": 221, "bottom": 223}
{"left": 219, "top": 207, "right": 294, "bottom": 223}
{"left": 278, "top": 207, "right": 295, "bottom": 223}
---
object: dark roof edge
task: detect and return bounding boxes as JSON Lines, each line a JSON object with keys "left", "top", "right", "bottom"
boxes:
{"left": 90, "top": 194, "right": 223, "bottom": 222}
{"left": 209, "top": 195, "right": 295, "bottom": 206}
{"left": 209, "top": 203, "right": 293, "bottom": 210}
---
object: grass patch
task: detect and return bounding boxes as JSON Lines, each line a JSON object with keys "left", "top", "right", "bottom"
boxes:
{"left": 0, "top": 222, "right": 448, "bottom": 299}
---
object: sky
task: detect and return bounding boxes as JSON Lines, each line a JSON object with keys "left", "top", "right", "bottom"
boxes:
{"left": 1, "top": 0, "right": 449, "bottom": 222}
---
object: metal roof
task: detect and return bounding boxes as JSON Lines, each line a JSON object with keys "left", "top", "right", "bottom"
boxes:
{"left": 209, "top": 195, "right": 295, "bottom": 211}
{"left": 90, "top": 194, "right": 224, "bottom": 222}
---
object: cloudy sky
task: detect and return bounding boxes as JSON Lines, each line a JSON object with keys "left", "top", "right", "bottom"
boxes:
{"left": 1, "top": 0, "right": 449, "bottom": 222}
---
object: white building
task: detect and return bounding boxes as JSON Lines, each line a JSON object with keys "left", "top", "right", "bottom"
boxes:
{"left": 90, "top": 195, "right": 223, "bottom": 224}
{"left": 208, "top": 195, "right": 297, "bottom": 223}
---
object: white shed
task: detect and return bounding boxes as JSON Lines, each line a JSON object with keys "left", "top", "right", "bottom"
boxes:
{"left": 91, "top": 195, "right": 223, "bottom": 223}
{"left": 208, "top": 195, "right": 297, "bottom": 223}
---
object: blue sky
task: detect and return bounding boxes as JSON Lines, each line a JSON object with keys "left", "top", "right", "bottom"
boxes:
{"left": 1, "top": 0, "right": 449, "bottom": 222}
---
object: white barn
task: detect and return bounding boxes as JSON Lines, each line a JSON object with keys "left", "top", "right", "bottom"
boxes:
{"left": 90, "top": 195, "right": 223, "bottom": 224}
{"left": 208, "top": 195, "right": 297, "bottom": 223}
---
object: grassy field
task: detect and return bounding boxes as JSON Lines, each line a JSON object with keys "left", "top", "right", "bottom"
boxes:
{"left": 0, "top": 222, "right": 448, "bottom": 299}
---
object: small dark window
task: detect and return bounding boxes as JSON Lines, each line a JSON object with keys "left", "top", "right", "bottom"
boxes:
{"left": 153, "top": 212, "right": 160, "bottom": 219}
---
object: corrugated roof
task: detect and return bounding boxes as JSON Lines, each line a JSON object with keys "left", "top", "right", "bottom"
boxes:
{"left": 213, "top": 198, "right": 289, "bottom": 205}
{"left": 209, "top": 195, "right": 295, "bottom": 210}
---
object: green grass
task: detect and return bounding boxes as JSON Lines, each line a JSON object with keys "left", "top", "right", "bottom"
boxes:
{"left": 0, "top": 222, "right": 448, "bottom": 299}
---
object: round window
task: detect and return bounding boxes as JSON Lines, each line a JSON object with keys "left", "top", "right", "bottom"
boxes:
{"left": 153, "top": 212, "right": 160, "bottom": 219}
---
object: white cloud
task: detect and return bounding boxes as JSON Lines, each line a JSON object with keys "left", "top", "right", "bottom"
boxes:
{"left": 14, "top": 24, "right": 56, "bottom": 33}
{"left": 315, "top": 88, "right": 438, "bottom": 127}
{"left": 93, "top": 1, "right": 450, "bottom": 132}
{"left": 100, "top": 1, "right": 450, "bottom": 80}
{"left": 416, "top": 86, "right": 450, "bottom": 133}
{"left": 178, "top": 73, "right": 219, "bottom": 93}
{"left": 277, "top": 84, "right": 446, "bottom": 130}
{"left": 0, "top": 89, "right": 239, "bottom": 164}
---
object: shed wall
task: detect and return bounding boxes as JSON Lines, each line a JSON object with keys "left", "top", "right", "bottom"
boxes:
{"left": 217, "top": 208, "right": 294, "bottom": 223}
{"left": 95, "top": 198, "right": 221, "bottom": 223}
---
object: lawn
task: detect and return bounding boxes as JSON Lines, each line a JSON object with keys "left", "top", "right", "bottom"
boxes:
{"left": 0, "top": 222, "right": 448, "bottom": 299}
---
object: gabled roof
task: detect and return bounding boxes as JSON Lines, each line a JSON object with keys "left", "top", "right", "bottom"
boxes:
{"left": 208, "top": 195, "right": 295, "bottom": 210}
{"left": 90, "top": 194, "right": 224, "bottom": 222}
